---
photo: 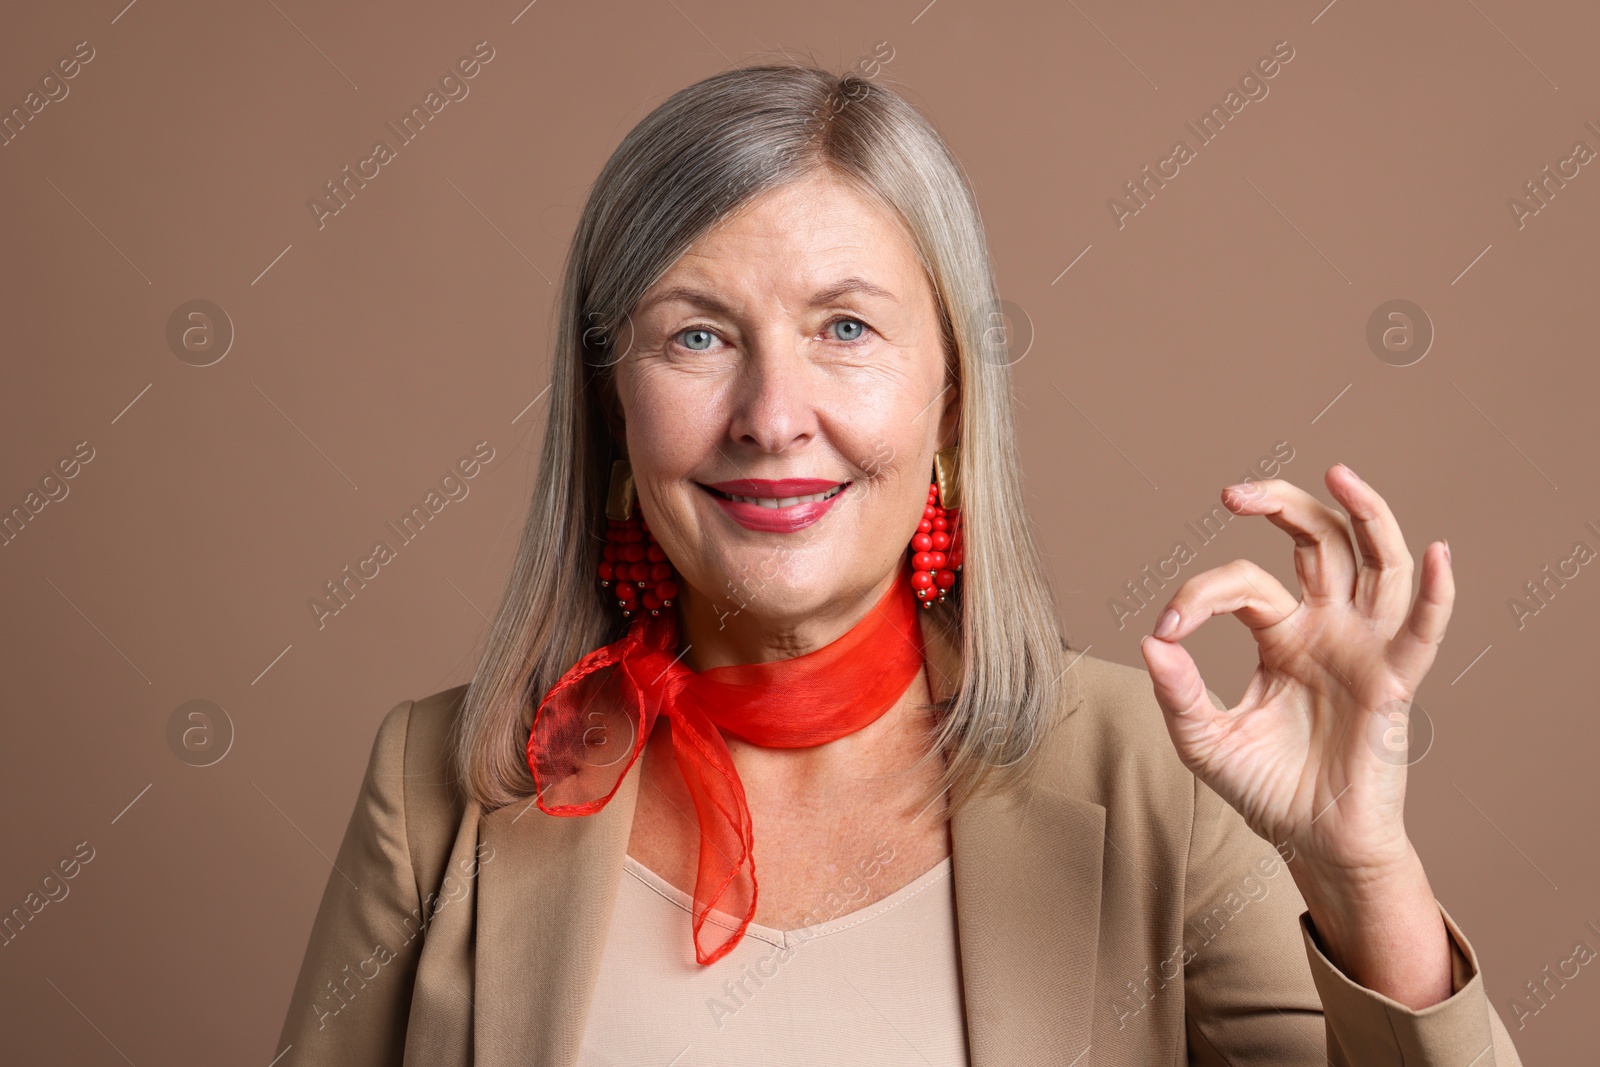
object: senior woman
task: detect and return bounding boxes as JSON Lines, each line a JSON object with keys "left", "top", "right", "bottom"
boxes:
{"left": 277, "top": 65, "right": 1523, "bottom": 1066}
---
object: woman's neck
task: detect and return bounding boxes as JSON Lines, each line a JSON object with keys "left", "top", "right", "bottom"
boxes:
{"left": 627, "top": 665, "right": 953, "bottom": 929}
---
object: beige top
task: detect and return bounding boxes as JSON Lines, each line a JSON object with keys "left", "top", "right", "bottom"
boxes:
{"left": 576, "top": 852, "right": 971, "bottom": 1066}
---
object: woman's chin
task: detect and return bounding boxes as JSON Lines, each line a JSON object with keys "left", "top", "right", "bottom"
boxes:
{"left": 686, "top": 572, "right": 837, "bottom": 622}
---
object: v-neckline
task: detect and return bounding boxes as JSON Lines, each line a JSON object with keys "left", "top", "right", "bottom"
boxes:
{"left": 620, "top": 852, "right": 954, "bottom": 949}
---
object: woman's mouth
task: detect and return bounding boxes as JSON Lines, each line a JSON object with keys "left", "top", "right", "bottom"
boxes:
{"left": 700, "top": 479, "right": 850, "bottom": 532}
{"left": 710, "top": 485, "right": 846, "bottom": 508}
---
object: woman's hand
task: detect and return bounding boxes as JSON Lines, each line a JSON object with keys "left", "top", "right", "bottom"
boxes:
{"left": 1139, "top": 463, "right": 1456, "bottom": 1008}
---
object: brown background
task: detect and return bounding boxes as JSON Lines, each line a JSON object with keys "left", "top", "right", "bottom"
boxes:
{"left": 2, "top": 0, "right": 1595, "bottom": 1061}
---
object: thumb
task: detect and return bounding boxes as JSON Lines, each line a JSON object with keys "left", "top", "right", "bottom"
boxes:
{"left": 1139, "top": 635, "right": 1224, "bottom": 760}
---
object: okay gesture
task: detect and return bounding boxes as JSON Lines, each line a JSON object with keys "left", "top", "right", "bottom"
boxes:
{"left": 1139, "top": 463, "right": 1456, "bottom": 1008}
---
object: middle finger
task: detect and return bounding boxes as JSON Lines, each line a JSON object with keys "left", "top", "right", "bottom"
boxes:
{"left": 1323, "top": 463, "right": 1415, "bottom": 624}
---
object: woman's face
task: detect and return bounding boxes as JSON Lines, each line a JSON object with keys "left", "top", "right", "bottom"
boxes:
{"left": 613, "top": 172, "right": 958, "bottom": 643}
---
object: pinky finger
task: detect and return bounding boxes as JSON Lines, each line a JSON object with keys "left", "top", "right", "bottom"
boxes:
{"left": 1388, "top": 540, "right": 1455, "bottom": 683}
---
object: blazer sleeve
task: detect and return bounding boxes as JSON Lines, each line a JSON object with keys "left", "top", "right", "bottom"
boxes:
{"left": 274, "top": 699, "right": 423, "bottom": 1066}
{"left": 1181, "top": 766, "right": 1524, "bottom": 1066}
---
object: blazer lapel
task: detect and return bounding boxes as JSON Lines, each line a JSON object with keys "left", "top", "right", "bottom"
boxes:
{"left": 951, "top": 653, "right": 1105, "bottom": 1067}
{"left": 472, "top": 760, "right": 642, "bottom": 1067}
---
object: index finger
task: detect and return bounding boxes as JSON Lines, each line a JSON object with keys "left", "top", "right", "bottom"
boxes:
{"left": 1220, "top": 475, "right": 1357, "bottom": 606}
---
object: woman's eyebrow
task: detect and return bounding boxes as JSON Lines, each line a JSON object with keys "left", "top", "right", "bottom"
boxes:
{"left": 810, "top": 277, "right": 899, "bottom": 306}
{"left": 638, "top": 276, "right": 899, "bottom": 316}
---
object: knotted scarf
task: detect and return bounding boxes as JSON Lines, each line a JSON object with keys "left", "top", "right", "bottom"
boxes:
{"left": 527, "top": 561, "right": 926, "bottom": 965}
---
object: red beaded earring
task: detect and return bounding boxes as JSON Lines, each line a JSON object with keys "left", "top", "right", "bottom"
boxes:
{"left": 597, "top": 459, "right": 680, "bottom": 619}
{"left": 910, "top": 446, "right": 962, "bottom": 609}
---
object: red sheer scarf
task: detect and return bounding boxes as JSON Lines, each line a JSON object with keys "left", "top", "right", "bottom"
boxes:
{"left": 527, "top": 559, "right": 927, "bottom": 965}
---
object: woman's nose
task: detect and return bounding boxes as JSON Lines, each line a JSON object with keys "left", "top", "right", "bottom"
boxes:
{"left": 726, "top": 337, "right": 820, "bottom": 454}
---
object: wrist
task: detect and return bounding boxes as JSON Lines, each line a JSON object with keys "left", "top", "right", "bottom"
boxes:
{"left": 1289, "top": 844, "right": 1453, "bottom": 1008}
{"left": 1291, "top": 837, "right": 1425, "bottom": 914}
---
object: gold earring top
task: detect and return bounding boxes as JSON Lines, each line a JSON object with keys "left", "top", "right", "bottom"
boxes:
{"left": 605, "top": 459, "right": 636, "bottom": 521}
{"left": 933, "top": 446, "right": 961, "bottom": 510}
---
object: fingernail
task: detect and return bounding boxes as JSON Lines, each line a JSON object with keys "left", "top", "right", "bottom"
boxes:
{"left": 1443, "top": 540, "right": 1451, "bottom": 564}
{"left": 1342, "top": 463, "right": 1359, "bottom": 481}
{"left": 1154, "top": 607, "right": 1179, "bottom": 639}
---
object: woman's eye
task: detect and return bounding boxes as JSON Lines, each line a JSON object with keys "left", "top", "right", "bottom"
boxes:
{"left": 828, "top": 318, "right": 868, "bottom": 342}
{"left": 676, "top": 327, "right": 717, "bottom": 352}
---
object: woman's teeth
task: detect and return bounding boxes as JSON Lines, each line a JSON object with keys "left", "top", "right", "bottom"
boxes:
{"left": 726, "top": 485, "right": 844, "bottom": 509}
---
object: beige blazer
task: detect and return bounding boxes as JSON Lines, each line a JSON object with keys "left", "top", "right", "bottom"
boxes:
{"left": 276, "top": 649, "right": 1524, "bottom": 1066}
